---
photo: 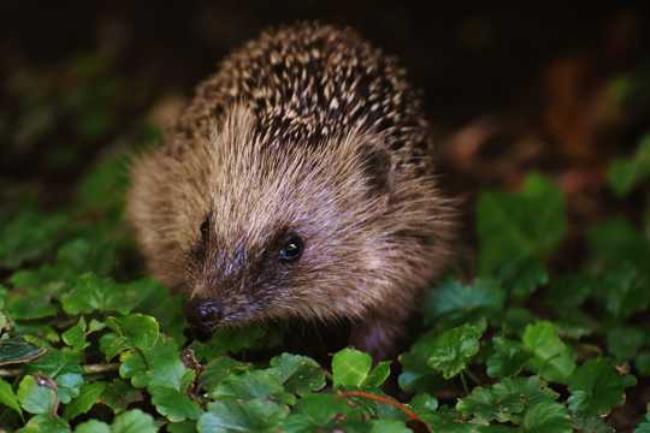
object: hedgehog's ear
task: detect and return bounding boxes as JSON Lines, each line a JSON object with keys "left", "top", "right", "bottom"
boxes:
{"left": 359, "top": 143, "right": 392, "bottom": 199}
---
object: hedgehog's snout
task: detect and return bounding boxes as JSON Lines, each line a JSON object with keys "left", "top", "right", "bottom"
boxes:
{"left": 185, "top": 298, "right": 223, "bottom": 339}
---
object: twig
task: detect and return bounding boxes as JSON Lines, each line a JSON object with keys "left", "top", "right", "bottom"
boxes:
{"left": 338, "top": 390, "right": 430, "bottom": 432}
{"left": 459, "top": 371, "right": 469, "bottom": 395}
{"left": 0, "top": 367, "right": 22, "bottom": 378}
{"left": 464, "top": 368, "right": 481, "bottom": 385}
{"left": 0, "top": 363, "right": 119, "bottom": 378}
{"left": 82, "top": 363, "right": 120, "bottom": 375}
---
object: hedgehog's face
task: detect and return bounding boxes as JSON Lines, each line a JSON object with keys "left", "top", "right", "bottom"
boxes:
{"left": 182, "top": 111, "right": 398, "bottom": 336}
{"left": 184, "top": 155, "right": 391, "bottom": 336}
{"left": 185, "top": 214, "right": 314, "bottom": 332}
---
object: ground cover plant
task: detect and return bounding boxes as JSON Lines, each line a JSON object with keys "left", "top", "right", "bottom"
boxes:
{"left": 2, "top": 16, "right": 650, "bottom": 433}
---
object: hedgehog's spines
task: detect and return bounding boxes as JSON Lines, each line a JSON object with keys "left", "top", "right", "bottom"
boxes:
{"left": 168, "top": 22, "right": 432, "bottom": 177}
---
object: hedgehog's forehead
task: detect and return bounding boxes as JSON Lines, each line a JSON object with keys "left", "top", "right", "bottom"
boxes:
{"left": 208, "top": 153, "right": 325, "bottom": 237}
{"left": 201, "top": 105, "right": 374, "bottom": 242}
{"left": 209, "top": 180, "right": 288, "bottom": 241}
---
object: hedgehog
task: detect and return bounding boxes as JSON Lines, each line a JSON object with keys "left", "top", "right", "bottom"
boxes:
{"left": 127, "top": 22, "right": 455, "bottom": 360}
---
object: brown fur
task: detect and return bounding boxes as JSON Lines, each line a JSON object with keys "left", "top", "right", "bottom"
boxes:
{"left": 127, "top": 23, "right": 455, "bottom": 359}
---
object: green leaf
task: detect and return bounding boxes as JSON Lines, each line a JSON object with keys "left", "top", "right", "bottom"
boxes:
{"left": 522, "top": 321, "right": 576, "bottom": 383}
{"left": 55, "top": 372, "right": 84, "bottom": 404}
{"left": 0, "top": 312, "right": 7, "bottom": 336}
{"left": 7, "top": 267, "right": 62, "bottom": 320}
{"left": 191, "top": 325, "right": 282, "bottom": 359}
{"left": 635, "top": 413, "right": 650, "bottom": 433}
{"left": 118, "top": 350, "right": 148, "bottom": 388}
{"left": 268, "top": 353, "right": 326, "bottom": 396}
{"left": 119, "top": 336, "right": 189, "bottom": 391}
{"left": 282, "top": 393, "right": 352, "bottom": 431}
{"left": 588, "top": 218, "right": 650, "bottom": 262}
{"left": 332, "top": 348, "right": 373, "bottom": 388}
{"left": 60, "top": 276, "right": 163, "bottom": 322}
{"left": 409, "top": 393, "right": 438, "bottom": 418}
{"left": 99, "top": 379, "right": 143, "bottom": 414}
{"left": 99, "top": 333, "right": 130, "bottom": 361}
{"left": 500, "top": 308, "right": 537, "bottom": 337}
{"left": 60, "top": 273, "right": 125, "bottom": 315}
{"left": 125, "top": 279, "right": 186, "bottom": 342}
{"left": 105, "top": 314, "right": 160, "bottom": 351}
{"left": 199, "top": 356, "right": 251, "bottom": 393}
{"left": 0, "top": 377, "right": 22, "bottom": 415}
{"left": 74, "top": 420, "right": 111, "bottom": 433}
{"left": 370, "top": 419, "right": 412, "bottom": 433}
{"left": 586, "top": 217, "right": 650, "bottom": 321}
{"left": 567, "top": 358, "right": 637, "bottom": 416}
{"left": 636, "top": 352, "right": 650, "bottom": 377}
{"left": 496, "top": 257, "right": 548, "bottom": 300}
{"left": 87, "top": 319, "right": 106, "bottom": 334}
{"left": 424, "top": 278, "right": 505, "bottom": 324}
{"left": 425, "top": 321, "right": 486, "bottom": 379}
{"left": 412, "top": 406, "right": 478, "bottom": 432}
{"left": 143, "top": 338, "right": 191, "bottom": 391}
{"left": 149, "top": 385, "right": 202, "bottom": 422}
{"left": 77, "top": 152, "right": 129, "bottom": 216}
{"left": 7, "top": 292, "right": 59, "bottom": 320}
{"left": 457, "top": 376, "right": 557, "bottom": 424}
{"left": 598, "top": 263, "right": 650, "bottom": 319}
{"left": 477, "top": 174, "right": 566, "bottom": 275}
{"left": 399, "top": 336, "right": 459, "bottom": 393}
{"left": 210, "top": 370, "right": 291, "bottom": 404}
{"left": 197, "top": 398, "right": 289, "bottom": 433}
{"left": 62, "top": 318, "right": 88, "bottom": 352}
{"left": 111, "top": 409, "right": 157, "bottom": 433}
{"left": 17, "top": 375, "right": 57, "bottom": 415}
{"left": 607, "top": 134, "right": 650, "bottom": 196}
{"left": 606, "top": 326, "right": 646, "bottom": 361}
{"left": 486, "top": 337, "right": 531, "bottom": 379}
{"left": 521, "top": 401, "right": 571, "bottom": 433}
{"left": 572, "top": 415, "right": 616, "bottom": 433}
{"left": 167, "top": 421, "right": 198, "bottom": 433}
{"left": 63, "top": 381, "right": 106, "bottom": 420}
{"left": 25, "top": 349, "right": 82, "bottom": 377}
{"left": 552, "top": 310, "right": 597, "bottom": 341}
{"left": 545, "top": 274, "right": 596, "bottom": 309}
{"left": 17, "top": 414, "right": 70, "bottom": 433}
{"left": 55, "top": 237, "right": 120, "bottom": 277}
{"left": 364, "top": 361, "right": 391, "bottom": 388}
{"left": 0, "top": 210, "right": 69, "bottom": 269}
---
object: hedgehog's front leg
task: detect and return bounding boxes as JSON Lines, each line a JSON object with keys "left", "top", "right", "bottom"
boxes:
{"left": 348, "top": 308, "right": 409, "bottom": 362}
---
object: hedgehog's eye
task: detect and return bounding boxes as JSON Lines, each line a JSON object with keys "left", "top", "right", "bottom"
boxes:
{"left": 279, "top": 233, "right": 303, "bottom": 262}
{"left": 200, "top": 217, "right": 210, "bottom": 243}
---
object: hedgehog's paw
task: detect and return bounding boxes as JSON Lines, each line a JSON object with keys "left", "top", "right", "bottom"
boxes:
{"left": 348, "top": 310, "right": 406, "bottom": 362}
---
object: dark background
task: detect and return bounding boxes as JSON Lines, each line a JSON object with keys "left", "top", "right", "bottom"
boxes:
{"left": 2, "top": 2, "right": 647, "bottom": 122}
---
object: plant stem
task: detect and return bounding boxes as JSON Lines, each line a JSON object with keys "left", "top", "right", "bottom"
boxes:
{"left": 460, "top": 371, "right": 469, "bottom": 395}
{"left": 464, "top": 368, "right": 481, "bottom": 385}
{"left": 0, "top": 363, "right": 119, "bottom": 378}
{"left": 338, "top": 390, "right": 430, "bottom": 432}
{"left": 83, "top": 363, "right": 120, "bottom": 374}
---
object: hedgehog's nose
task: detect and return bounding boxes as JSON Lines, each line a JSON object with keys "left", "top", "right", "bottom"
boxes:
{"left": 186, "top": 299, "right": 223, "bottom": 332}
